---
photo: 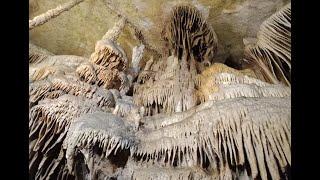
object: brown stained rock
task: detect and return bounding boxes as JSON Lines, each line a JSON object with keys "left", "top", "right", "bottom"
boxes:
{"left": 28, "top": 2, "right": 291, "bottom": 179}
{"left": 90, "top": 39, "right": 128, "bottom": 71}
{"left": 29, "top": 0, "right": 289, "bottom": 66}
{"left": 162, "top": 4, "right": 218, "bottom": 64}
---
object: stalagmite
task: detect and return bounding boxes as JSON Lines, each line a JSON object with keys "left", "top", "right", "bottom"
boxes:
{"left": 130, "top": 44, "right": 145, "bottom": 78}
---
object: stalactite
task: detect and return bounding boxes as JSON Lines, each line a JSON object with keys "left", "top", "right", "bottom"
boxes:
{"left": 29, "top": 94, "right": 104, "bottom": 179}
{"left": 244, "top": 3, "right": 291, "bottom": 86}
{"left": 63, "top": 112, "right": 136, "bottom": 173}
{"left": 134, "top": 4, "right": 218, "bottom": 115}
{"left": 29, "top": 42, "right": 54, "bottom": 64}
{"left": 196, "top": 63, "right": 289, "bottom": 102}
{"left": 29, "top": 55, "right": 87, "bottom": 81}
{"left": 134, "top": 96, "right": 290, "bottom": 180}
{"left": 29, "top": 75, "right": 115, "bottom": 109}
{"left": 29, "top": 2, "right": 291, "bottom": 180}
{"left": 162, "top": 4, "right": 218, "bottom": 64}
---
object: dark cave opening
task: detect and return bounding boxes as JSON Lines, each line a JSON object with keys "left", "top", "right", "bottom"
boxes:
{"left": 224, "top": 55, "right": 242, "bottom": 70}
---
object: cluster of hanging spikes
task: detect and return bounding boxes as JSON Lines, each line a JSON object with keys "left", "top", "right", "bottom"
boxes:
{"left": 134, "top": 4, "right": 219, "bottom": 115}
{"left": 162, "top": 4, "right": 218, "bottom": 65}
{"left": 244, "top": 3, "right": 291, "bottom": 86}
{"left": 28, "top": 1, "right": 291, "bottom": 180}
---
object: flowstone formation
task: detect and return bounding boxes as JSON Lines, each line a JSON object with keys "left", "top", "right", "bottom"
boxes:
{"left": 244, "top": 3, "right": 291, "bottom": 86}
{"left": 29, "top": 2, "right": 291, "bottom": 180}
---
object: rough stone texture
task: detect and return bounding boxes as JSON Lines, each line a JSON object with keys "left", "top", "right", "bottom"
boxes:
{"left": 29, "top": 2, "right": 291, "bottom": 178}
{"left": 29, "top": 0, "right": 290, "bottom": 67}
{"left": 210, "top": 0, "right": 290, "bottom": 68}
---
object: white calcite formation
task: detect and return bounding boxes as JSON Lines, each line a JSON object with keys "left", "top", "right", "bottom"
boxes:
{"left": 29, "top": 3, "right": 291, "bottom": 180}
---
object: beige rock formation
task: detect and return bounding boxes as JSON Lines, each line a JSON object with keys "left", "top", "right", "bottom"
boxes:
{"left": 29, "top": 0, "right": 290, "bottom": 67}
{"left": 29, "top": 2, "right": 291, "bottom": 179}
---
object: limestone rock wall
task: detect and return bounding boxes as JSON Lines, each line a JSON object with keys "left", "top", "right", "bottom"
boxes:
{"left": 29, "top": 0, "right": 290, "bottom": 67}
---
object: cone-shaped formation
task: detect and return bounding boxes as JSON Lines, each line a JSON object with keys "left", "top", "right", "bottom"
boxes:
{"left": 134, "top": 55, "right": 198, "bottom": 115}
{"left": 134, "top": 4, "right": 219, "bottom": 115}
{"left": 29, "top": 3, "right": 290, "bottom": 179}
{"left": 90, "top": 39, "right": 128, "bottom": 71}
{"left": 162, "top": 4, "right": 218, "bottom": 64}
{"left": 75, "top": 19, "right": 138, "bottom": 94}
{"left": 244, "top": 3, "right": 291, "bottom": 86}
{"left": 134, "top": 61, "right": 270, "bottom": 115}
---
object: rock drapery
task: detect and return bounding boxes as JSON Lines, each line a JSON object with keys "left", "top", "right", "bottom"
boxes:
{"left": 29, "top": 2, "right": 291, "bottom": 180}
